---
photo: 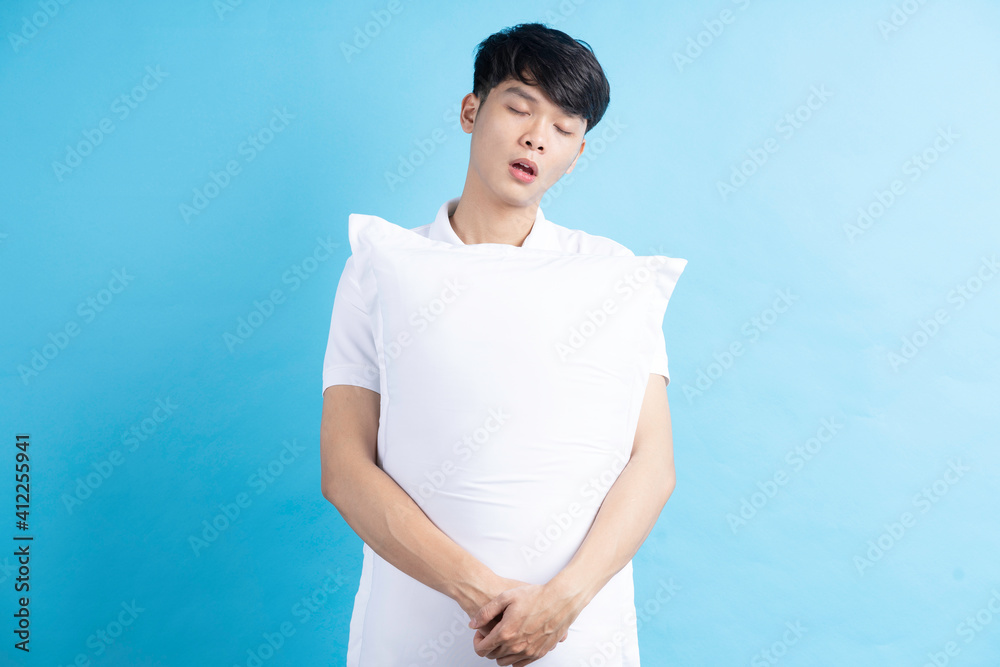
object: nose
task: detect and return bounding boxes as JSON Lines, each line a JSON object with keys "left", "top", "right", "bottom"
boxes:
{"left": 523, "top": 125, "right": 544, "bottom": 153}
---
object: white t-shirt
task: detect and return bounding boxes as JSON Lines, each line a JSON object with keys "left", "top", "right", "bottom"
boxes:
{"left": 322, "top": 196, "right": 671, "bottom": 396}
{"left": 323, "top": 197, "right": 669, "bottom": 666}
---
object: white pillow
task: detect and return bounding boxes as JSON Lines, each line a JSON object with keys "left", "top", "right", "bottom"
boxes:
{"left": 345, "top": 213, "right": 686, "bottom": 666}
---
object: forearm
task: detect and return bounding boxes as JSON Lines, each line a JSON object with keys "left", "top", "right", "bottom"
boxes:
{"left": 547, "top": 449, "right": 675, "bottom": 610}
{"left": 326, "top": 459, "right": 497, "bottom": 614}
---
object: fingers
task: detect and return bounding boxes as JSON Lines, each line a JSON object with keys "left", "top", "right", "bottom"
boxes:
{"left": 470, "top": 592, "right": 510, "bottom": 629}
{"left": 475, "top": 628, "right": 567, "bottom": 664}
{"left": 469, "top": 602, "right": 494, "bottom": 629}
{"left": 474, "top": 616, "right": 499, "bottom": 644}
{"left": 472, "top": 620, "right": 505, "bottom": 657}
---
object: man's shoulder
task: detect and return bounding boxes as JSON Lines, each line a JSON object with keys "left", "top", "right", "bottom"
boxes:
{"left": 548, "top": 220, "right": 634, "bottom": 257}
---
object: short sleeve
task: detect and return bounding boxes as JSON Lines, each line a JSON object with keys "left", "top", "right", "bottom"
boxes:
{"left": 322, "top": 253, "right": 381, "bottom": 395}
{"left": 650, "top": 325, "right": 671, "bottom": 386}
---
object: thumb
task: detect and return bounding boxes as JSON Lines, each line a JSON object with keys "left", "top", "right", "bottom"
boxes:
{"left": 468, "top": 595, "right": 504, "bottom": 628}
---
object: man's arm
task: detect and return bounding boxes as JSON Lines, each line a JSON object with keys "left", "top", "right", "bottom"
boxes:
{"left": 320, "top": 383, "right": 521, "bottom": 618}
{"left": 548, "top": 372, "right": 676, "bottom": 604}
{"left": 470, "top": 373, "right": 676, "bottom": 662}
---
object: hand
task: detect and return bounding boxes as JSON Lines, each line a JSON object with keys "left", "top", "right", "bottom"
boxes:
{"left": 457, "top": 574, "right": 533, "bottom": 641}
{"left": 457, "top": 573, "right": 525, "bottom": 620}
{"left": 457, "top": 574, "right": 568, "bottom": 663}
{"left": 468, "top": 581, "right": 581, "bottom": 666}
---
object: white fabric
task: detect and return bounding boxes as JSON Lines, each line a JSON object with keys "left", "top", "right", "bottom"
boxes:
{"left": 341, "top": 211, "right": 687, "bottom": 666}
{"left": 322, "top": 197, "right": 673, "bottom": 397}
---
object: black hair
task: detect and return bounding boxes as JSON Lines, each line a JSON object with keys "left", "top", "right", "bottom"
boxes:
{"left": 471, "top": 22, "right": 610, "bottom": 134}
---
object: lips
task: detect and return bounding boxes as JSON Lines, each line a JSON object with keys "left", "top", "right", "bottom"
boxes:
{"left": 509, "top": 158, "right": 537, "bottom": 177}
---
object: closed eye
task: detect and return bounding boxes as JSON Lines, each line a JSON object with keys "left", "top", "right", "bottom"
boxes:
{"left": 507, "top": 106, "right": 573, "bottom": 136}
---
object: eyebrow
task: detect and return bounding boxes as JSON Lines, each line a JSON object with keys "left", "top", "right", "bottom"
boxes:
{"left": 503, "top": 85, "right": 540, "bottom": 104}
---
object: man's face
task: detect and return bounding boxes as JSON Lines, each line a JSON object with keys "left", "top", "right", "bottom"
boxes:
{"left": 459, "top": 75, "right": 587, "bottom": 205}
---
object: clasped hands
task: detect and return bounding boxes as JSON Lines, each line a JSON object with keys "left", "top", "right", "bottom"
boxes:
{"left": 461, "top": 574, "right": 586, "bottom": 666}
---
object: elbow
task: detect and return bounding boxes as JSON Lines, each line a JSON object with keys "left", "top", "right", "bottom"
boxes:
{"left": 321, "top": 473, "right": 343, "bottom": 508}
{"left": 321, "top": 482, "right": 336, "bottom": 507}
{"left": 321, "top": 444, "right": 373, "bottom": 510}
{"left": 661, "top": 466, "right": 676, "bottom": 502}
{"left": 322, "top": 458, "right": 364, "bottom": 511}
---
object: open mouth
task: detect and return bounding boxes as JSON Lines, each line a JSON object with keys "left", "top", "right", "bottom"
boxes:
{"left": 509, "top": 159, "right": 537, "bottom": 182}
{"left": 510, "top": 161, "right": 535, "bottom": 176}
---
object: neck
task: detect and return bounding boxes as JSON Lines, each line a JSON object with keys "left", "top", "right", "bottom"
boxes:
{"left": 449, "top": 177, "right": 539, "bottom": 247}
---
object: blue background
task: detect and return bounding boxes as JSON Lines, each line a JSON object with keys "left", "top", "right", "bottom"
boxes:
{"left": 2, "top": 0, "right": 999, "bottom": 665}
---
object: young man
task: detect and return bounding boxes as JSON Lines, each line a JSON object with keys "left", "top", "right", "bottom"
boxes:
{"left": 321, "top": 23, "right": 676, "bottom": 666}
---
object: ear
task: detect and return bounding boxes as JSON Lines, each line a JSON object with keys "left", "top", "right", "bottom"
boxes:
{"left": 459, "top": 92, "right": 480, "bottom": 134}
